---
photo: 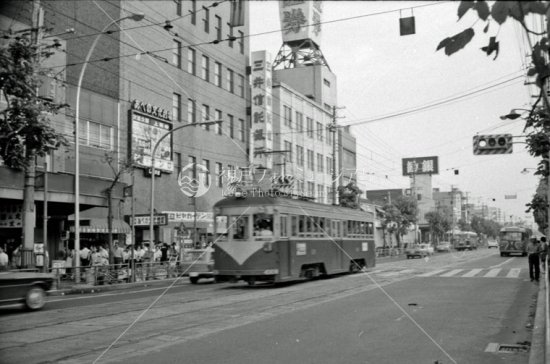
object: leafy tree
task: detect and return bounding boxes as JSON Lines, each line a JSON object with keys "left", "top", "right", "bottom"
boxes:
{"left": 0, "top": 34, "right": 67, "bottom": 265}
{"left": 381, "top": 195, "right": 418, "bottom": 247}
{"left": 425, "top": 210, "right": 451, "bottom": 243}
{"left": 457, "top": 218, "right": 471, "bottom": 232}
{"left": 439, "top": 1, "right": 550, "bottom": 234}
{"left": 338, "top": 182, "right": 363, "bottom": 209}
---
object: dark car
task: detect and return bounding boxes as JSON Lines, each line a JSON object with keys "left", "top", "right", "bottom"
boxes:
{"left": 0, "top": 271, "right": 55, "bottom": 310}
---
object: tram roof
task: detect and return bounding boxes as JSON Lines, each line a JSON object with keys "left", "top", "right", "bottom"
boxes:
{"left": 214, "top": 195, "right": 373, "bottom": 217}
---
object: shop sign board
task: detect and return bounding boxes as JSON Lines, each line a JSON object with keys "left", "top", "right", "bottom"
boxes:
{"left": 129, "top": 101, "right": 174, "bottom": 173}
{"left": 130, "top": 214, "right": 168, "bottom": 226}
{"left": 402, "top": 156, "right": 439, "bottom": 176}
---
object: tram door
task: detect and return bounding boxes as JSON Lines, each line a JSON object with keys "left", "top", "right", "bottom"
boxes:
{"left": 332, "top": 220, "right": 345, "bottom": 270}
{"left": 278, "top": 215, "right": 292, "bottom": 278}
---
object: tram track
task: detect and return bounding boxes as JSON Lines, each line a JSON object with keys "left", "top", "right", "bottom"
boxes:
{"left": 1, "top": 271, "right": 415, "bottom": 363}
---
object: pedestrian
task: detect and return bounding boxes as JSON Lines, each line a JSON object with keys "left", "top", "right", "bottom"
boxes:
{"left": 113, "top": 242, "right": 124, "bottom": 269}
{"left": 12, "top": 244, "right": 22, "bottom": 269}
{"left": 540, "top": 237, "right": 548, "bottom": 274}
{"left": 160, "top": 243, "right": 169, "bottom": 264}
{"left": 79, "top": 246, "right": 91, "bottom": 267}
{"left": 0, "top": 247, "right": 8, "bottom": 271}
{"left": 527, "top": 237, "right": 541, "bottom": 282}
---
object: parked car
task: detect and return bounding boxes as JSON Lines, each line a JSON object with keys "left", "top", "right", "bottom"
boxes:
{"left": 0, "top": 271, "right": 54, "bottom": 310}
{"left": 487, "top": 240, "right": 499, "bottom": 249}
{"left": 406, "top": 244, "right": 433, "bottom": 259}
{"left": 436, "top": 242, "right": 452, "bottom": 252}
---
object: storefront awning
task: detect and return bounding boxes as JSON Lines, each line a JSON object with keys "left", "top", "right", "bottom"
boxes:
{"left": 69, "top": 218, "right": 131, "bottom": 234}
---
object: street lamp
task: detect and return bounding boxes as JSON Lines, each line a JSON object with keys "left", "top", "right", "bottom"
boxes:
{"left": 499, "top": 108, "right": 531, "bottom": 120}
{"left": 74, "top": 13, "right": 144, "bottom": 282}
{"left": 148, "top": 120, "right": 222, "bottom": 249}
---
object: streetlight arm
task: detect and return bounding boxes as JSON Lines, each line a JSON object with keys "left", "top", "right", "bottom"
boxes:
{"left": 148, "top": 120, "right": 222, "bottom": 247}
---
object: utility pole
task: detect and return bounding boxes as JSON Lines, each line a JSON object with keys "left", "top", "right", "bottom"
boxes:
{"left": 21, "top": 0, "right": 44, "bottom": 268}
{"left": 42, "top": 158, "right": 48, "bottom": 272}
{"left": 331, "top": 106, "right": 337, "bottom": 205}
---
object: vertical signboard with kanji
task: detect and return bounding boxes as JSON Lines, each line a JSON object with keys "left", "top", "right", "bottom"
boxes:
{"left": 279, "top": 0, "right": 322, "bottom": 45}
{"left": 250, "top": 51, "right": 273, "bottom": 169}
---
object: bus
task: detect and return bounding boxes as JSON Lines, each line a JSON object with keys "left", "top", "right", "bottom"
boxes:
{"left": 445, "top": 230, "right": 478, "bottom": 251}
{"left": 499, "top": 226, "right": 530, "bottom": 257}
{"left": 212, "top": 195, "right": 376, "bottom": 285}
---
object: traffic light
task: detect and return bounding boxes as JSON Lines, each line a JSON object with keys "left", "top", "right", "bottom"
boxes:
{"left": 473, "top": 134, "right": 513, "bottom": 155}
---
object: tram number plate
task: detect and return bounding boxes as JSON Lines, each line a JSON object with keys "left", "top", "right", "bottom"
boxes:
{"left": 296, "top": 243, "right": 307, "bottom": 256}
{"left": 362, "top": 242, "right": 369, "bottom": 251}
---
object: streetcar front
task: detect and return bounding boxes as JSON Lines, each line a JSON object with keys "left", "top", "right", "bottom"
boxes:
{"left": 498, "top": 227, "right": 528, "bottom": 257}
{"left": 212, "top": 200, "right": 279, "bottom": 285}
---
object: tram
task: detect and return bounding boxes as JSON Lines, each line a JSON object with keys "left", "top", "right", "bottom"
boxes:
{"left": 212, "top": 195, "right": 376, "bottom": 285}
{"left": 499, "top": 226, "right": 530, "bottom": 257}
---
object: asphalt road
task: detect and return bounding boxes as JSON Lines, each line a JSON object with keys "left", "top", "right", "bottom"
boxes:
{"left": 0, "top": 248, "right": 539, "bottom": 364}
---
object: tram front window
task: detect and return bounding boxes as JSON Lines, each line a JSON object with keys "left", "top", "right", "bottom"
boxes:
{"left": 254, "top": 214, "right": 273, "bottom": 237}
{"left": 231, "top": 216, "right": 249, "bottom": 240}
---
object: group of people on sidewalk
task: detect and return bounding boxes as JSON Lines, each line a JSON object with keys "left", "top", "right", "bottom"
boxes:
{"left": 527, "top": 236, "right": 548, "bottom": 282}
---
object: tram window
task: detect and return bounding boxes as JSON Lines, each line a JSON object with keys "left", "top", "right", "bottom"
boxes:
{"left": 325, "top": 218, "right": 331, "bottom": 236}
{"left": 298, "top": 215, "right": 305, "bottom": 234}
{"left": 215, "top": 215, "right": 229, "bottom": 239}
{"left": 291, "top": 215, "right": 298, "bottom": 236}
{"left": 367, "top": 222, "right": 374, "bottom": 235}
{"left": 318, "top": 217, "right": 325, "bottom": 234}
{"left": 306, "top": 216, "right": 313, "bottom": 234}
{"left": 280, "top": 215, "right": 288, "bottom": 237}
{"left": 253, "top": 214, "right": 273, "bottom": 236}
{"left": 232, "top": 216, "right": 249, "bottom": 240}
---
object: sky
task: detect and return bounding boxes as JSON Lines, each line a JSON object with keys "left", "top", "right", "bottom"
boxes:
{"left": 249, "top": 1, "right": 541, "bottom": 225}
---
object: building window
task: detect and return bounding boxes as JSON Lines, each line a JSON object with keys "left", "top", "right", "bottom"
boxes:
{"left": 201, "top": 55, "right": 209, "bottom": 81}
{"left": 175, "top": 152, "right": 182, "bottom": 176}
{"left": 317, "top": 153, "right": 324, "bottom": 172}
{"left": 189, "top": 156, "right": 197, "bottom": 178}
{"left": 201, "top": 104, "right": 210, "bottom": 130}
{"left": 226, "top": 68, "right": 234, "bottom": 93}
{"left": 190, "top": 0, "right": 196, "bottom": 25}
{"left": 238, "top": 74, "right": 245, "bottom": 98}
{"left": 307, "top": 182, "right": 315, "bottom": 198}
{"left": 187, "top": 48, "right": 196, "bottom": 75}
{"left": 176, "top": 0, "right": 182, "bottom": 16}
{"left": 214, "top": 62, "right": 222, "bottom": 87}
{"left": 215, "top": 15, "right": 222, "bottom": 41}
{"left": 327, "top": 127, "right": 333, "bottom": 145}
{"left": 227, "top": 22, "right": 234, "bottom": 48}
{"left": 202, "top": 159, "right": 211, "bottom": 185}
{"left": 284, "top": 141, "right": 293, "bottom": 162}
{"left": 173, "top": 40, "right": 181, "bottom": 68}
{"left": 187, "top": 98, "right": 195, "bottom": 123}
{"left": 283, "top": 105, "right": 292, "bottom": 128}
{"left": 216, "top": 162, "right": 223, "bottom": 187}
{"left": 239, "top": 119, "right": 245, "bottom": 142}
{"left": 79, "top": 120, "right": 113, "bottom": 150}
{"left": 228, "top": 114, "right": 234, "bottom": 138}
{"left": 306, "top": 117, "right": 313, "bottom": 138}
{"left": 307, "top": 149, "right": 314, "bottom": 170}
{"left": 295, "top": 112, "right": 303, "bottom": 132}
{"left": 317, "top": 184, "right": 324, "bottom": 201}
{"left": 296, "top": 145, "right": 304, "bottom": 166}
{"left": 316, "top": 122, "right": 323, "bottom": 141}
{"left": 203, "top": 7, "right": 209, "bottom": 33}
{"left": 323, "top": 78, "right": 330, "bottom": 87}
{"left": 238, "top": 30, "right": 244, "bottom": 54}
{"left": 173, "top": 93, "right": 181, "bottom": 122}
{"left": 215, "top": 109, "right": 222, "bottom": 135}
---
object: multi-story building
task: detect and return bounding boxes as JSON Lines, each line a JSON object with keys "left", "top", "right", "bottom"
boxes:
{"left": 0, "top": 0, "right": 250, "bottom": 260}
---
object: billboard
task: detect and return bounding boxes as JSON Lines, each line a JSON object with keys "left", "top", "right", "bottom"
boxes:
{"left": 402, "top": 156, "right": 439, "bottom": 176}
{"left": 279, "top": 0, "right": 322, "bottom": 45}
{"left": 130, "top": 110, "right": 173, "bottom": 173}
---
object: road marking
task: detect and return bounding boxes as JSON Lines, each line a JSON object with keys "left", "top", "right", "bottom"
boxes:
{"left": 484, "top": 268, "right": 501, "bottom": 278}
{"left": 417, "top": 269, "right": 447, "bottom": 277}
{"left": 485, "top": 343, "right": 499, "bottom": 352}
{"left": 377, "top": 271, "right": 401, "bottom": 277}
{"left": 440, "top": 269, "right": 463, "bottom": 277}
{"left": 506, "top": 268, "right": 521, "bottom": 278}
{"left": 462, "top": 269, "right": 483, "bottom": 277}
{"left": 489, "top": 258, "right": 514, "bottom": 269}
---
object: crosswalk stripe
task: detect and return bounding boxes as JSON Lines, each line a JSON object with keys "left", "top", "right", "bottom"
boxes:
{"left": 417, "top": 269, "right": 447, "bottom": 277}
{"left": 506, "top": 268, "right": 521, "bottom": 278}
{"left": 462, "top": 269, "right": 483, "bottom": 277}
{"left": 378, "top": 271, "right": 400, "bottom": 277}
{"left": 440, "top": 269, "right": 463, "bottom": 277}
{"left": 484, "top": 268, "right": 501, "bottom": 278}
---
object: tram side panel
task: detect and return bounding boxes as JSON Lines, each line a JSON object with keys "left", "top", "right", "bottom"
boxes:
{"left": 342, "top": 239, "right": 376, "bottom": 270}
